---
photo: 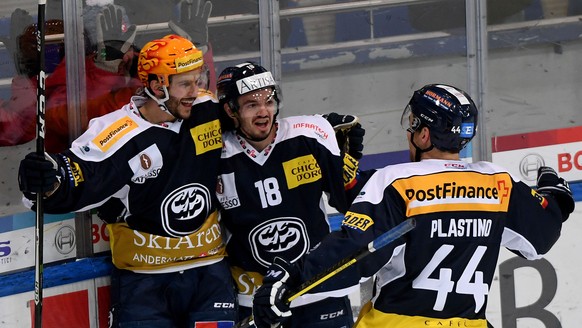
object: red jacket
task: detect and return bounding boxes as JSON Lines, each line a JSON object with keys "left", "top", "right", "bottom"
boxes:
{"left": 0, "top": 56, "right": 141, "bottom": 152}
{"left": 0, "top": 46, "right": 216, "bottom": 153}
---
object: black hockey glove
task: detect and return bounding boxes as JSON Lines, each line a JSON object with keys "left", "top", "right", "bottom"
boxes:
{"left": 0, "top": 8, "right": 33, "bottom": 76}
{"left": 252, "top": 257, "right": 300, "bottom": 328}
{"left": 18, "top": 152, "right": 62, "bottom": 199}
{"left": 169, "top": 0, "right": 213, "bottom": 53}
{"left": 96, "top": 4, "right": 137, "bottom": 66}
{"left": 97, "top": 198, "right": 127, "bottom": 224}
{"left": 322, "top": 112, "right": 365, "bottom": 160}
{"left": 537, "top": 166, "right": 575, "bottom": 221}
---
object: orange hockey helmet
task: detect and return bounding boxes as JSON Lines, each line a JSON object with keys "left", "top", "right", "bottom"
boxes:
{"left": 137, "top": 34, "right": 203, "bottom": 88}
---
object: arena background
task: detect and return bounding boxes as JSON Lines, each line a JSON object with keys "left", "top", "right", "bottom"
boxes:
{"left": 1, "top": 0, "right": 581, "bottom": 327}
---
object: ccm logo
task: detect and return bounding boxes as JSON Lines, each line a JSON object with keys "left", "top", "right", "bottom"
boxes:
{"left": 320, "top": 310, "right": 344, "bottom": 320}
{"left": 558, "top": 151, "right": 582, "bottom": 172}
{"left": 214, "top": 302, "right": 235, "bottom": 309}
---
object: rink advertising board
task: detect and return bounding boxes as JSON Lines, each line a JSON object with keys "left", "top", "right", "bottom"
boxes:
{"left": 492, "top": 125, "right": 582, "bottom": 186}
{"left": 488, "top": 126, "right": 582, "bottom": 327}
{"left": 0, "top": 212, "right": 110, "bottom": 275}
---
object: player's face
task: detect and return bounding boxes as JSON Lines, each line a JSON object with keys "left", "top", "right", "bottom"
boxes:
{"left": 165, "top": 69, "right": 203, "bottom": 120}
{"left": 236, "top": 88, "right": 277, "bottom": 140}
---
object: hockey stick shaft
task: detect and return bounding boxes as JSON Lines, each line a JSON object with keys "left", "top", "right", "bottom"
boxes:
{"left": 235, "top": 218, "right": 416, "bottom": 328}
{"left": 35, "top": 1, "right": 47, "bottom": 327}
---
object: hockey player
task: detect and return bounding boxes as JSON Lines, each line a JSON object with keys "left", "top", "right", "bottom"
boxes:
{"left": 17, "top": 34, "right": 237, "bottom": 327}
{"left": 215, "top": 62, "right": 367, "bottom": 327}
{"left": 251, "top": 84, "right": 575, "bottom": 328}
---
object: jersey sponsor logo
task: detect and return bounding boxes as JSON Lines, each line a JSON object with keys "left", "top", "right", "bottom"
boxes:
{"left": 236, "top": 71, "right": 275, "bottom": 95}
{"left": 216, "top": 173, "right": 241, "bottom": 210}
{"left": 61, "top": 155, "right": 83, "bottom": 187}
{"left": 109, "top": 212, "right": 225, "bottom": 270}
{"left": 365, "top": 311, "right": 486, "bottom": 327}
{"left": 68, "top": 159, "right": 84, "bottom": 187}
{"left": 292, "top": 122, "right": 329, "bottom": 140}
{"left": 405, "top": 182, "right": 498, "bottom": 202}
{"left": 93, "top": 116, "right": 137, "bottom": 152}
{"left": 343, "top": 153, "right": 359, "bottom": 189}
{"left": 192, "top": 119, "right": 222, "bottom": 155}
{"left": 131, "top": 223, "right": 221, "bottom": 254}
{"left": 140, "top": 154, "right": 152, "bottom": 169}
{"left": 249, "top": 218, "right": 309, "bottom": 267}
{"left": 531, "top": 189, "right": 548, "bottom": 209}
{"left": 132, "top": 168, "right": 162, "bottom": 184}
{"left": 160, "top": 183, "right": 212, "bottom": 237}
{"left": 430, "top": 218, "right": 492, "bottom": 238}
{"left": 282, "top": 154, "right": 322, "bottom": 189}
{"left": 129, "top": 144, "right": 163, "bottom": 184}
{"left": 393, "top": 172, "right": 512, "bottom": 216}
{"left": 342, "top": 211, "right": 374, "bottom": 231}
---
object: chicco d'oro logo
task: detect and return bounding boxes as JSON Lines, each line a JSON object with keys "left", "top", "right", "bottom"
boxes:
{"left": 161, "top": 183, "right": 211, "bottom": 237}
{"left": 192, "top": 119, "right": 222, "bottom": 155}
{"left": 282, "top": 154, "right": 321, "bottom": 189}
{"left": 249, "top": 218, "right": 308, "bottom": 267}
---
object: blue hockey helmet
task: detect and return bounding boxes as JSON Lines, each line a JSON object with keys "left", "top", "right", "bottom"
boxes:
{"left": 401, "top": 84, "right": 478, "bottom": 152}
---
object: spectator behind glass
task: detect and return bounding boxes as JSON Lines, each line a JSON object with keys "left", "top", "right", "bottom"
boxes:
{"left": 0, "top": 0, "right": 216, "bottom": 152}
{"left": 0, "top": 4, "right": 141, "bottom": 152}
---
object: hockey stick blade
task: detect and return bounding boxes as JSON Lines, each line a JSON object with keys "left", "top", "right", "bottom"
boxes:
{"left": 235, "top": 218, "right": 416, "bottom": 328}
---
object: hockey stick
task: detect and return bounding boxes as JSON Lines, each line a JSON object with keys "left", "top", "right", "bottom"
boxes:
{"left": 34, "top": 1, "right": 47, "bottom": 327}
{"left": 235, "top": 218, "right": 417, "bottom": 328}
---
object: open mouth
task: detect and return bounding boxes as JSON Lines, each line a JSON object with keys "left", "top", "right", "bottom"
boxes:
{"left": 180, "top": 98, "right": 195, "bottom": 107}
{"left": 254, "top": 119, "right": 270, "bottom": 130}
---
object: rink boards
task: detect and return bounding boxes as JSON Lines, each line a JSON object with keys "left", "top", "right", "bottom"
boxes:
{"left": 0, "top": 125, "right": 581, "bottom": 327}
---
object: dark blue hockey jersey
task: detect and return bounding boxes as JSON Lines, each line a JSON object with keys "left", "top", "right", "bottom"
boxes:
{"left": 34, "top": 91, "right": 226, "bottom": 273}
{"left": 300, "top": 159, "right": 563, "bottom": 327}
{"left": 217, "top": 115, "right": 358, "bottom": 307}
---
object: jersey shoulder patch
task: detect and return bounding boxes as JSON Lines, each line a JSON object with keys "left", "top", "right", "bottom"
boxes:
{"left": 70, "top": 104, "right": 148, "bottom": 160}
{"left": 279, "top": 115, "right": 340, "bottom": 154}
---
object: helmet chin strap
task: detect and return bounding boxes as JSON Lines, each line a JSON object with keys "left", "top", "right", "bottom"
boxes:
{"left": 410, "top": 131, "right": 434, "bottom": 162}
{"left": 144, "top": 85, "right": 177, "bottom": 119}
